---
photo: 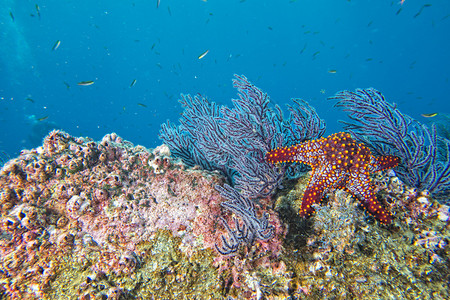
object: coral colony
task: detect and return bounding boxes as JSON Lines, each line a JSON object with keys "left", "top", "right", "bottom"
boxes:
{"left": 160, "top": 75, "right": 326, "bottom": 254}
{"left": 1, "top": 75, "right": 449, "bottom": 299}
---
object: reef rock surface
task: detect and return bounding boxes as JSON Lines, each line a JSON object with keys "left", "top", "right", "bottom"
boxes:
{"left": 0, "top": 131, "right": 448, "bottom": 299}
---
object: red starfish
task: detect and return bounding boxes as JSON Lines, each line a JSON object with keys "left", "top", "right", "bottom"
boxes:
{"left": 266, "top": 132, "right": 399, "bottom": 224}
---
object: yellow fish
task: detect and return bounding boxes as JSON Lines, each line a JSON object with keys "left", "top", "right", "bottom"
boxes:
{"left": 35, "top": 4, "right": 40, "bottom": 19}
{"left": 198, "top": 49, "right": 209, "bottom": 60}
{"left": 37, "top": 116, "right": 49, "bottom": 121}
{"left": 421, "top": 113, "right": 438, "bottom": 118}
{"left": 77, "top": 81, "right": 94, "bottom": 86}
{"left": 52, "top": 40, "right": 61, "bottom": 51}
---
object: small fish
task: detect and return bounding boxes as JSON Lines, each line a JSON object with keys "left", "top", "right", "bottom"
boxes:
{"left": 320, "top": 89, "right": 326, "bottom": 94}
{"left": 63, "top": 81, "right": 70, "bottom": 89}
{"left": 414, "top": 4, "right": 431, "bottom": 18}
{"left": 151, "top": 43, "right": 156, "bottom": 50}
{"left": 267, "top": 26, "right": 273, "bottom": 30}
{"left": 35, "top": 4, "right": 40, "bottom": 19}
{"left": 396, "top": 7, "right": 403, "bottom": 15}
{"left": 312, "top": 51, "right": 320, "bottom": 57}
{"left": 365, "top": 58, "right": 373, "bottom": 61}
{"left": 37, "top": 116, "right": 48, "bottom": 122}
{"left": 9, "top": 11, "right": 14, "bottom": 22}
{"left": 328, "top": 70, "right": 337, "bottom": 74}
{"left": 157, "top": 0, "right": 160, "bottom": 8}
{"left": 52, "top": 40, "right": 61, "bottom": 51}
{"left": 198, "top": 49, "right": 209, "bottom": 59}
{"left": 137, "top": 103, "right": 147, "bottom": 107}
{"left": 167, "top": 6, "right": 171, "bottom": 16}
{"left": 25, "top": 97, "right": 35, "bottom": 103}
{"left": 421, "top": 113, "right": 438, "bottom": 118}
{"left": 130, "top": 79, "right": 137, "bottom": 87}
{"left": 300, "top": 43, "right": 307, "bottom": 54}
{"left": 77, "top": 81, "right": 94, "bottom": 86}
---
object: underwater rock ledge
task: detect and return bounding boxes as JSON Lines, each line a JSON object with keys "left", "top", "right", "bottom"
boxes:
{"left": 0, "top": 130, "right": 449, "bottom": 299}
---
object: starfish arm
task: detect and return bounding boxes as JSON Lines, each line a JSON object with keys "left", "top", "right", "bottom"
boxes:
{"left": 346, "top": 173, "right": 392, "bottom": 224}
{"left": 369, "top": 155, "right": 400, "bottom": 173}
{"left": 265, "top": 138, "right": 326, "bottom": 165}
{"left": 299, "top": 163, "right": 338, "bottom": 217}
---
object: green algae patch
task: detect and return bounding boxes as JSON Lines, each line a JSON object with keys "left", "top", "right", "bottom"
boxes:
{"left": 47, "top": 230, "right": 222, "bottom": 299}
{"left": 128, "top": 230, "right": 222, "bottom": 299}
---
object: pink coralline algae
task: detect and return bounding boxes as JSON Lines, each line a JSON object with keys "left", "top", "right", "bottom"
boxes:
{"left": 0, "top": 130, "right": 285, "bottom": 299}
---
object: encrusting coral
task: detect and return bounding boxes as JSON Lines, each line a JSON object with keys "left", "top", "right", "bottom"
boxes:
{"left": 273, "top": 171, "right": 449, "bottom": 299}
{"left": 0, "top": 129, "right": 449, "bottom": 299}
{"left": 0, "top": 130, "right": 286, "bottom": 299}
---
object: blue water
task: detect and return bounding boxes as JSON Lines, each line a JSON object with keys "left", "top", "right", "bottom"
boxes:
{"left": 1, "top": 0, "right": 449, "bottom": 156}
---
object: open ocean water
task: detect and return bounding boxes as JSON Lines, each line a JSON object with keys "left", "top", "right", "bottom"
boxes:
{"left": 0, "top": 0, "right": 449, "bottom": 155}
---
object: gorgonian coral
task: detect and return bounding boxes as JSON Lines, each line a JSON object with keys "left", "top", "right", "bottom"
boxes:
{"left": 160, "top": 75, "right": 325, "bottom": 253}
{"left": 330, "top": 88, "right": 450, "bottom": 203}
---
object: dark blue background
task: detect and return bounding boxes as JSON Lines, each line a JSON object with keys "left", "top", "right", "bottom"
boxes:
{"left": 1, "top": 0, "right": 449, "bottom": 156}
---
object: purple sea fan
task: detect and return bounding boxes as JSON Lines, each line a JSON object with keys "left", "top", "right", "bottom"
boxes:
{"left": 330, "top": 88, "right": 450, "bottom": 203}
{"left": 160, "top": 74, "right": 325, "bottom": 198}
{"left": 160, "top": 75, "right": 325, "bottom": 253}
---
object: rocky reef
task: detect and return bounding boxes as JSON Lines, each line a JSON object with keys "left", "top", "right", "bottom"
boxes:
{"left": 0, "top": 131, "right": 449, "bottom": 299}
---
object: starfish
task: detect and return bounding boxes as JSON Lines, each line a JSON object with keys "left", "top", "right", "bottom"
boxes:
{"left": 265, "top": 132, "right": 399, "bottom": 224}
